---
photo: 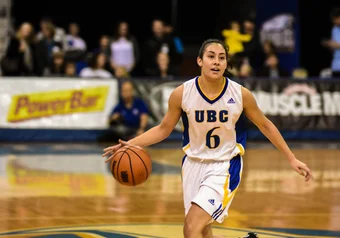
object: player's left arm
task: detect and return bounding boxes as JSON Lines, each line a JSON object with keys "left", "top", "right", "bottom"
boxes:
{"left": 242, "top": 86, "right": 313, "bottom": 182}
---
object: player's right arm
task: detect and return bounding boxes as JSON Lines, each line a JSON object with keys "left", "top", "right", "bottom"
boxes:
{"left": 102, "top": 85, "right": 183, "bottom": 161}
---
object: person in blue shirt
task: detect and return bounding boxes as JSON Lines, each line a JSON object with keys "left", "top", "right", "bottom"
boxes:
{"left": 108, "top": 80, "right": 149, "bottom": 141}
{"left": 322, "top": 8, "right": 340, "bottom": 77}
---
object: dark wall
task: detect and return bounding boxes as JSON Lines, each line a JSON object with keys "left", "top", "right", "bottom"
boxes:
{"left": 299, "top": 0, "right": 340, "bottom": 76}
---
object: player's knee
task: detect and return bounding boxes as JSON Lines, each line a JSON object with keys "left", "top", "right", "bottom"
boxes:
{"left": 202, "top": 224, "right": 213, "bottom": 238}
{"left": 183, "top": 219, "right": 204, "bottom": 237}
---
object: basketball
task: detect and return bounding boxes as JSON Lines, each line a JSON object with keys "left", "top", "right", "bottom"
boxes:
{"left": 110, "top": 146, "right": 152, "bottom": 186}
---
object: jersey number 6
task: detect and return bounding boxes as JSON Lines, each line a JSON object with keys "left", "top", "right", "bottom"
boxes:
{"left": 206, "top": 127, "right": 220, "bottom": 149}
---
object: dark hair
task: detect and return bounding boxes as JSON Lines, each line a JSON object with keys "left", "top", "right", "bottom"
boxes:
{"left": 88, "top": 52, "right": 106, "bottom": 69}
{"left": 113, "top": 21, "right": 131, "bottom": 40}
{"left": 198, "top": 39, "right": 232, "bottom": 70}
{"left": 198, "top": 39, "right": 229, "bottom": 59}
{"left": 331, "top": 8, "right": 340, "bottom": 19}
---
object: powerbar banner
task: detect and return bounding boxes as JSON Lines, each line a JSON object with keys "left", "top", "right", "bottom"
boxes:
{"left": 0, "top": 78, "right": 118, "bottom": 129}
{"left": 133, "top": 78, "right": 340, "bottom": 132}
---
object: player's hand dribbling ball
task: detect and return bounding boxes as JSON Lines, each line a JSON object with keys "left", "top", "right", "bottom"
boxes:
{"left": 110, "top": 145, "right": 152, "bottom": 186}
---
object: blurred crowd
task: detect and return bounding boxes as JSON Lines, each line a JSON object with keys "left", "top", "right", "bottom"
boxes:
{"left": 0, "top": 18, "right": 183, "bottom": 80}
{"left": 1, "top": 10, "right": 340, "bottom": 80}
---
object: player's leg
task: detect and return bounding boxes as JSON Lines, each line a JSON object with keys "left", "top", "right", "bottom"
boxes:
{"left": 183, "top": 202, "right": 213, "bottom": 238}
{"left": 202, "top": 224, "right": 213, "bottom": 238}
{"left": 202, "top": 224, "right": 225, "bottom": 238}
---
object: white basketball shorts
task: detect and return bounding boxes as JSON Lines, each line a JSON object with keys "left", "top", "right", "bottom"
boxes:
{"left": 181, "top": 154, "right": 243, "bottom": 223}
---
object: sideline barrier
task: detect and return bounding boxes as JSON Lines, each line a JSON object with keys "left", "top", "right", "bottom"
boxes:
{"left": 0, "top": 77, "right": 340, "bottom": 142}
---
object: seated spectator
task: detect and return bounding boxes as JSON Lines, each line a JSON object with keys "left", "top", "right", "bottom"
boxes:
{"left": 44, "top": 50, "right": 65, "bottom": 77}
{"left": 256, "top": 54, "right": 290, "bottom": 78}
{"left": 238, "top": 61, "right": 253, "bottom": 79}
{"left": 114, "top": 66, "right": 130, "bottom": 79}
{"left": 154, "top": 52, "right": 176, "bottom": 79}
{"left": 64, "top": 62, "right": 77, "bottom": 77}
{"left": 79, "top": 52, "right": 113, "bottom": 78}
{"left": 100, "top": 80, "right": 149, "bottom": 142}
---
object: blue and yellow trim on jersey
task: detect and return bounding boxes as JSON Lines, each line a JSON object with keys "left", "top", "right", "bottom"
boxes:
{"left": 195, "top": 76, "right": 229, "bottom": 104}
{"left": 212, "top": 155, "right": 243, "bottom": 221}
{"left": 181, "top": 110, "right": 190, "bottom": 152}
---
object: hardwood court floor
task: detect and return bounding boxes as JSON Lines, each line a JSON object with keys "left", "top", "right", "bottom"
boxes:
{"left": 0, "top": 142, "right": 339, "bottom": 237}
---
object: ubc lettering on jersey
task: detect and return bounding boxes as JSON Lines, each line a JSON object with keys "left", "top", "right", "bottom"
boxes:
{"left": 195, "top": 110, "right": 228, "bottom": 123}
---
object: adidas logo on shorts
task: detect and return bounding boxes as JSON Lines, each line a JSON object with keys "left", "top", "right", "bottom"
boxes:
{"left": 208, "top": 199, "right": 215, "bottom": 205}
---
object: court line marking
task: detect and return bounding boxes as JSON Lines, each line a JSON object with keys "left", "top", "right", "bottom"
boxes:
{"left": 0, "top": 213, "right": 339, "bottom": 220}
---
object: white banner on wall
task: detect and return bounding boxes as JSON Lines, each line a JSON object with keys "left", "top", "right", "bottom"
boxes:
{"left": 0, "top": 78, "right": 118, "bottom": 129}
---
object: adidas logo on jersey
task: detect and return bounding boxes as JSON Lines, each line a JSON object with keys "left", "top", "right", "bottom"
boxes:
{"left": 208, "top": 199, "right": 215, "bottom": 205}
{"left": 227, "top": 98, "right": 235, "bottom": 104}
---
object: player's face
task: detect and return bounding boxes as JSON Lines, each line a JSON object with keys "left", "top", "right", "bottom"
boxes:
{"left": 197, "top": 43, "right": 227, "bottom": 80}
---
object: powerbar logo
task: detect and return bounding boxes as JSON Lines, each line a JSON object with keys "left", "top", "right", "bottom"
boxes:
{"left": 7, "top": 86, "right": 109, "bottom": 122}
{"left": 253, "top": 84, "right": 340, "bottom": 116}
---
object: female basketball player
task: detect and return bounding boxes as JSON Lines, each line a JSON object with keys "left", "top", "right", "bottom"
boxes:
{"left": 102, "top": 39, "right": 313, "bottom": 238}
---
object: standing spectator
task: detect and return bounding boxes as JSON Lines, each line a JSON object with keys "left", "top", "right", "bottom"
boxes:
{"left": 322, "top": 8, "right": 340, "bottom": 77}
{"left": 143, "top": 19, "right": 180, "bottom": 76}
{"left": 221, "top": 21, "right": 251, "bottom": 56}
{"left": 65, "top": 23, "right": 87, "bottom": 62}
{"left": 240, "top": 19, "right": 262, "bottom": 70}
{"left": 35, "top": 22, "right": 63, "bottom": 76}
{"left": 1, "top": 22, "right": 37, "bottom": 76}
{"left": 110, "top": 21, "right": 139, "bottom": 76}
{"left": 94, "top": 35, "right": 111, "bottom": 59}
{"left": 37, "top": 17, "right": 67, "bottom": 50}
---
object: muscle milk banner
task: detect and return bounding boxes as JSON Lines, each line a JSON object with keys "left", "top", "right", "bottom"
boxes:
{"left": 132, "top": 78, "right": 340, "bottom": 133}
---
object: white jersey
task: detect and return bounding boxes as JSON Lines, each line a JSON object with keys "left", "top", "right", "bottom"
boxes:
{"left": 181, "top": 76, "right": 246, "bottom": 161}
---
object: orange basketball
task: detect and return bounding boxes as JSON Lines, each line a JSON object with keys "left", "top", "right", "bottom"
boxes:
{"left": 110, "top": 146, "right": 152, "bottom": 186}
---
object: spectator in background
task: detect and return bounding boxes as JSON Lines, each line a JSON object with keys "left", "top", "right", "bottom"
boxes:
{"left": 240, "top": 19, "right": 262, "bottom": 70}
{"left": 221, "top": 21, "right": 251, "bottom": 56}
{"left": 143, "top": 19, "right": 180, "bottom": 76}
{"left": 1, "top": 22, "right": 37, "bottom": 76}
{"left": 164, "top": 23, "right": 184, "bottom": 66}
{"left": 79, "top": 52, "right": 113, "bottom": 78}
{"left": 259, "top": 40, "right": 277, "bottom": 66}
{"left": 64, "top": 22, "right": 87, "bottom": 62}
{"left": 322, "top": 7, "right": 340, "bottom": 77}
{"left": 64, "top": 62, "right": 77, "bottom": 77}
{"left": 94, "top": 35, "right": 111, "bottom": 59}
{"left": 35, "top": 22, "right": 63, "bottom": 76}
{"left": 256, "top": 54, "right": 290, "bottom": 78}
{"left": 238, "top": 61, "right": 253, "bottom": 79}
{"left": 44, "top": 50, "right": 65, "bottom": 77}
{"left": 37, "top": 17, "right": 67, "bottom": 50}
{"left": 103, "top": 80, "right": 149, "bottom": 142}
{"left": 114, "top": 66, "right": 130, "bottom": 79}
{"left": 154, "top": 52, "right": 175, "bottom": 79}
{"left": 110, "top": 21, "right": 139, "bottom": 76}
